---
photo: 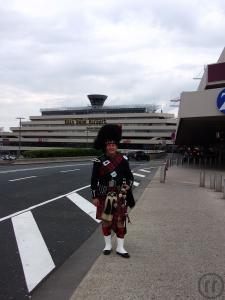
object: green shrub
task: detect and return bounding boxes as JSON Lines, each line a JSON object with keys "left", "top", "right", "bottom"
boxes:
{"left": 23, "top": 148, "right": 102, "bottom": 158}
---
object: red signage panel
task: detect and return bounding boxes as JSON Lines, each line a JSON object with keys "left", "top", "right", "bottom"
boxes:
{"left": 208, "top": 62, "right": 225, "bottom": 83}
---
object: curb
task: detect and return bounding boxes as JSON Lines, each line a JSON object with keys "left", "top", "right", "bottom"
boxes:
{"left": 0, "top": 156, "right": 95, "bottom": 166}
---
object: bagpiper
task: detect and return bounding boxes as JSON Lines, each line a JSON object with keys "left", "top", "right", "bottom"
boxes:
{"left": 91, "top": 124, "right": 135, "bottom": 258}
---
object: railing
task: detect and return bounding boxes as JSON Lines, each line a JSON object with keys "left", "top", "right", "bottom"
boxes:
{"left": 166, "top": 153, "right": 225, "bottom": 198}
{"left": 167, "top": 154, "right": 225, "bottom": 170}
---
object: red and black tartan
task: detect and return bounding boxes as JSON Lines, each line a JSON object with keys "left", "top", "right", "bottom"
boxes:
{"left": 96, "top": 193, "right": 127, "bottom": 234}
{"left": 96, "top": 154, "right": 127, "bottom": 235}
{"left": 98, "top": 154, "right": 123, "bottom": 177}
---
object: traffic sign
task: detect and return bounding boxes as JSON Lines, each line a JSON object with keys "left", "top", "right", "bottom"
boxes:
{"left": 217, "top": 88, "right": 225, "bottom": 114}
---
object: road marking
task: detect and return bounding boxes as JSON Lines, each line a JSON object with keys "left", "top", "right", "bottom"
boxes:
{"left": 0, "top": 185, "right": 91, "bottom": 222}
{"left": 67, "top": 193, "right": 101, "bottom": 223}
{"left": 133, "top": 181, "right": 140, "bottom": 187}
{"left": 139, "top": 169, "right": 151, "bottom": 173}
{"left": 60, "top": 169, "right": 80, "bottom": 173}
{"left": 9, "top": 176, "right": 37, "bottom": 182}
{"left": 132, "top": 172, "right": 146, "bottom": 178}
{"left": 12, "top": 211, "right": 55, "bottom": 292}
{"left": 141, "top": 167, "right": 157, "bottom": 170}
{"left": 0, "top": 163, "right": 91, "bottom": 174}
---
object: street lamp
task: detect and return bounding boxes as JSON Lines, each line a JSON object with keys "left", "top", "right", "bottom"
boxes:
{"left": 16, "top": 117, "right": 25, "bottom": 158}
{"left": 0, "top": 127, "right": 3, "bottom": 158}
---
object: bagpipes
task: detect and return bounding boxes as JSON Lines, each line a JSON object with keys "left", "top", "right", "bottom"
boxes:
{"left": 101, "top": 178, "right": 131, "bottom": 223}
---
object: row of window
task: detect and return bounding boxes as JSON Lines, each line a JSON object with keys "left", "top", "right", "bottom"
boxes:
{"left": 2, "top": 136, "right": 173, "bottom": 141}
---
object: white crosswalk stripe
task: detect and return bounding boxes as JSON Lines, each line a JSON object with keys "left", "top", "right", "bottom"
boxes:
{"left": 67, "top": 192, "right": 101, "bottom": 223}
{"left": 132, "top": 172, "right": 146, "bottom": 178}
{"left": 12, "top": 211, "right": 55, "bottom": 292}
{"left": 133, "top": 181, "right": 140, "bottom": 187}
{"left": 0, "top": 185, "right": 91, "bottom": 223}
{"left": 139, "top": 169, "right": 151, "bottom": 173}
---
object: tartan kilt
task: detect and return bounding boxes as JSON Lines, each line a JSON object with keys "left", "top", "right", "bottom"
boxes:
{"left": 96, "top": 195, "right": 127, "bottom": 230}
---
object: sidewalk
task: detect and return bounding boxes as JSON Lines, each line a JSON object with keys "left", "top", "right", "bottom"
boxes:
{"left": 70, "top": 166, "right": 225, "bottom": 300}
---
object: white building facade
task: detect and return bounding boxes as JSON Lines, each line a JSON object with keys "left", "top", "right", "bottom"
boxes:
{"left": 1, "top": 95, "right": 177, "bottom": 151}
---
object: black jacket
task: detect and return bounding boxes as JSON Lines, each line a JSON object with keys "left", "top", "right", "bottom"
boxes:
{"left": 91, "top": 153, "right": 135, "bottom": 208}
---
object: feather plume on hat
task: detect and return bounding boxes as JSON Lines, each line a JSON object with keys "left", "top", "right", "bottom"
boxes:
{"left": 93, "top": 124, "right": 122, "bottom": 150}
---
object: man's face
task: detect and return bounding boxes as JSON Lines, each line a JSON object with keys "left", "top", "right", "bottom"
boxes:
{"left": 105, "top": 142, "right": 117, "bottom": 156}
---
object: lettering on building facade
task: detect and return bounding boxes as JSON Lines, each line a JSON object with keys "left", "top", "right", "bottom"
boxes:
{"left": 65, "top": 119, "right": 106, "bottom": 126}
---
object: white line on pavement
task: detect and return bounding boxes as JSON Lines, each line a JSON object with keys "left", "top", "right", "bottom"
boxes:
{"left": 139, "top": 169, "right": 151, "bottom": 173}
{"left": 133, "top": 181, "right": 140, "bottom": 187}
{"left": 67, "top": 193, "right": 101, "bottom": 223}
{"left": 132, "top": 172, "right": 146, "bottom": 178}
{"left": 12, "top": 211, "right": 55, "bottom": 292}
{"left": 140, "top": 167, "right": 157, "bottom": 170}
{"left": 60, "top": 169, "right": 80, "bottom": 173}
{"left": 9, "top": 176, "right": 37, "bottom": 182}
{"left": 0, "top": 163, "right": 91, "bottom": 174}
{"left": 0, "top": 185, "right": 91, "bottom": 223}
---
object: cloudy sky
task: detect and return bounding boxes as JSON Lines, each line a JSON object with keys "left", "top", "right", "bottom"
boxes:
{"left": 0, "top": 0, "right": 224, "bottom": 131}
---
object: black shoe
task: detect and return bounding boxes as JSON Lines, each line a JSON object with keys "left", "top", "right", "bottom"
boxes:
{"left": 116, "top": 251, "right": 130, "bottom": 258}
{"left": 103, "top": 249, "right": 112, "bottom": 255}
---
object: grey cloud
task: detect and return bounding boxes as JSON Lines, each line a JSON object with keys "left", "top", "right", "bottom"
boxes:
{"left": 0, "top": 0, "right": 224, "bottom": 131}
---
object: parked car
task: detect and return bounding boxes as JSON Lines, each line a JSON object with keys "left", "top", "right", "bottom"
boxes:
{"left": 1, "top": 154, "right": 16, "bottom": 160}
{"left": 127, "top": 150, "right": 150, "bottom": 161}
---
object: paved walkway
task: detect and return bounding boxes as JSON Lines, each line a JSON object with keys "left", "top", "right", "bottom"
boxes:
{"left": 70, "top": 166, "right": 225, "bottom": 300}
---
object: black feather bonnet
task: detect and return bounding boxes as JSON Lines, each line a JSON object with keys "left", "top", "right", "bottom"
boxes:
{"left": 93, "top": 124, "right": 122, "bottom": 150}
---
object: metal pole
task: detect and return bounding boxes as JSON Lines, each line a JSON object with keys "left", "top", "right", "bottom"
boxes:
{"left": 0, "top": 127, "right": 3, "bottom": 158}
{"left": 160, "top": 164, "right": 166, "bottom": 183}
{"left": 209, "top": 174, "right": 215, "bottom": 189}
{"left": 223, "top": 179, "right": 225, "bottom": 199}
{"left": 86, "top": 128, "right": 88, "bottom": 148}
{"left": 193, "top": 158, "right": 196, "bottom": 166}
{"left": 199, "top": 170, "right": 205, "bottom": 187}
{"left": 16, "top": 117, "right": 25, "bottom": 158}
{"left": 215, "top": 174, "right": 222, "bottom": 192}
{"left": 209, "top": 158, "right": 212, "bottom": 168}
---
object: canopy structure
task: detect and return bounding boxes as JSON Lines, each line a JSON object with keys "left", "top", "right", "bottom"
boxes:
{"left": 176, "top": 48, "right": 225, "bottom": 146}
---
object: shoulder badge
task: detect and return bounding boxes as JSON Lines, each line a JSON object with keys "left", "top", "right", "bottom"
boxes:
{"left": 92, "top": 154, "right": 105, "bottom": 163}
{"left": 92, "top": 157, "right": 101, "bottom": 163}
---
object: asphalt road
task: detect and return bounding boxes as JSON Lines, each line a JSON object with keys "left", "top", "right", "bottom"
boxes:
{"left": 0, "top": 158, "right": 164, "bottom": 300}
